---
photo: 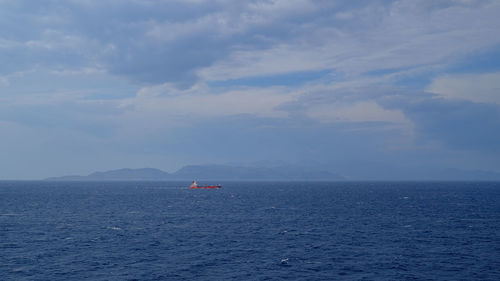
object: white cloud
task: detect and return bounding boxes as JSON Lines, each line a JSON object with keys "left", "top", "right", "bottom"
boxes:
{"left": 428, "top": 72, "right": 500, "bottom": 104}
{"left": 335, "top": 11, "right": 353, "bottom": 20}
{"left": 146, "top": 15, "right": 220, "bottom": 43}
{"left": 123, "top": 79, "right": 416, "bottom": 133}
{"left": 49, "top": 67, "right": 106, "bottom": 76}
{"left": 122, "top": 84, "right": 298, "bottom": 122}
{"left": 305, "top": 100, "right": 412, "bottom": 125}
{"left": 0, "top": 76, "right": 8, "bottom": 86}
{"left": 198, "top": 1, "right": 500, "bottom": 81}
{"left": 2, "top": 0, "right": 499, "bottom": 88}
{"left": 0, "top": 0, "right": 499, "bottom": 176}
{"left": 247, "top": 0, "right": 318, "bottom": 19}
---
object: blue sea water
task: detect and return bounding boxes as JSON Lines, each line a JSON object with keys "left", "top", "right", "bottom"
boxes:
{"left": 1, "top": 181, "right": 499, "bottom": 280}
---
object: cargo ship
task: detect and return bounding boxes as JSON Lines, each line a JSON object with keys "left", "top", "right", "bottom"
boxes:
{"left": 190, "top": 181, "right": 221, "bottom": 189}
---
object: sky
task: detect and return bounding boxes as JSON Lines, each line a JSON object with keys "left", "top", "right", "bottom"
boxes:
{"left": 1, "top": 0, "right": 500, "bottom": 179}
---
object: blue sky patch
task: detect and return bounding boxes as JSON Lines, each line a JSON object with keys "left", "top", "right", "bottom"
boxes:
{"left": 208, "top": 69, "right": 334, "bottom": 88}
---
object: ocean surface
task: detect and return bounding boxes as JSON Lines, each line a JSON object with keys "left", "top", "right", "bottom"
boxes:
{"left": 1, "top": 181, "right": 499, "bottom": 280}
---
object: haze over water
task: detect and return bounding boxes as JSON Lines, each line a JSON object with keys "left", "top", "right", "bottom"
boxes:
{"left": 1, "top": 181, "right": 499, "bottom": 280}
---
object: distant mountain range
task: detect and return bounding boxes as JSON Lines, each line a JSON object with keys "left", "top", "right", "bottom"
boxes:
{"left": 45, "top": 164, "right": 500, "bottom": 181}
{"left": 45, "top": 164, "right": 345, "bottom": 181}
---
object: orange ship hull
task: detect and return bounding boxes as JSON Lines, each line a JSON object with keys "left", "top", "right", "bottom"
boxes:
{"left": 190, "top": 185, "right": 221, "bottom": 189}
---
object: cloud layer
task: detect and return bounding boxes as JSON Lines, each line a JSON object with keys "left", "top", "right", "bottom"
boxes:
{"left": 1, "top": 0, "right": 499, "bottom": 178}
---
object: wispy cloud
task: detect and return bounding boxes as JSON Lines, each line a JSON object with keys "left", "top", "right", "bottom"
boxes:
{"left": 428, "top": 72, "right": 500, "bottom": 104}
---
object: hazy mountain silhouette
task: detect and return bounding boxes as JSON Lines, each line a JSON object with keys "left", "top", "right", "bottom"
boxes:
{"left": 45, "top": 164, "right": 500, "bottom": 181}
{"left": 46, "top": 168, "right": 171, "bottom": 181}
{"left": 45, "top": 165, "right": 344, "bottom": 181}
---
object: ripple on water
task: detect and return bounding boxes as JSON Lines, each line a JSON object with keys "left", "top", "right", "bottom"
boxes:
{"left": 0, "top": 181, "right": 499, "bottom": 280}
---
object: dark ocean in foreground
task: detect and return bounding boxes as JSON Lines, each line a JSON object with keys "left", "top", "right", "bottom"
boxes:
{"left": 1, "top": 181, "right": 499, "bottom": 280}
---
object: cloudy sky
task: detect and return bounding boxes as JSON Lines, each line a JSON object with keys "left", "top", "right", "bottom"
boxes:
{"left": 1, "top": 0, "right": 499, "bottom": 179}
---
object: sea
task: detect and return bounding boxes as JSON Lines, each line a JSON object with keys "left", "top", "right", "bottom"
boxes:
{"left": 1, "top": 181, "right": 499, "bottom": 280}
